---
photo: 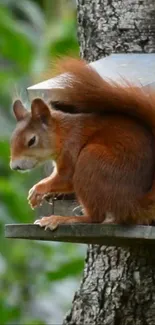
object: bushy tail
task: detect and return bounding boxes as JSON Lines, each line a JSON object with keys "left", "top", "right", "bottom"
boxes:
{"left": 49, "top": 58, "right": 155, "bottom": 208}
{"left": 49, "top": 58, "right": 155, "bottom": 130}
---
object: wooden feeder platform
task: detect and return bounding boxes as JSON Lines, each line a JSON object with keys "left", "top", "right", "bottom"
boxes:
{"left": 5, "top": 223, "right": 155, "bottom": 247}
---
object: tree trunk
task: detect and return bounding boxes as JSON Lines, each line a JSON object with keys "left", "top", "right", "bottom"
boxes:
{"left": 63, "top": 1, "right": 155, "bottom": 324}
{"left": 77, "top": 0, "right": 155, "bottom": 62}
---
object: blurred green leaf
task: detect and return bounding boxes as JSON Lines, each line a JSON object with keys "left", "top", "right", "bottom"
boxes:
{"left": 46, "top": 258, "right": 84, "bottom": 281}
{"left": 0, "top": 1, "right": 82, "bottom": 324}
{"left": 15, "top": 0, "right": 46, "bottom": 32}
{"left": 0, "top": 7, "right": 34, "bottom": 70}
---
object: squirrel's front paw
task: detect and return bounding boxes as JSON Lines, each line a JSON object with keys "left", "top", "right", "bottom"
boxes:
{"left": 28, "top": 184, "right": 46, "bottom": 209}
{"left": 34, "top": 216, "right": 61, "bottom": 231}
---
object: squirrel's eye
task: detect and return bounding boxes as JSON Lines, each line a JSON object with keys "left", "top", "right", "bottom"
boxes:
{"left": 28, "top": 136, "right": 36, "bottom": 147}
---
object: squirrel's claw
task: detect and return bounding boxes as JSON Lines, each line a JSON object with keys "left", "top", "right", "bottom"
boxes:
{"left": 34, "top": 216, "right": 59, "bottom": 231}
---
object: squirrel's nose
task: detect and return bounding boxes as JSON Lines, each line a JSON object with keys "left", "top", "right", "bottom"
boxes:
{"left": 10, "top": 161, "right": 22, "bottom": 171}
{"left": 13, "top": 165, "right": 22, "bottom": 171}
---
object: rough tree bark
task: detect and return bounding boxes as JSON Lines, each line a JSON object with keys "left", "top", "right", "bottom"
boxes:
{"left": 63, "top": 1, "right": 155, "bottom": 324}
{"left": 77, "top": 0, "right": 155, "bottom": 62}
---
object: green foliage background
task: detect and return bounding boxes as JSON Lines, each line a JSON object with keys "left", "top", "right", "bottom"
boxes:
{"left": 0, "top": 0, "right": 85, "bottom": 323}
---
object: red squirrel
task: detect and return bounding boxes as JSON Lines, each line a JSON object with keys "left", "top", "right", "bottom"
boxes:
{"left": 10, "top": 58, "right": 155, "bottom": 230}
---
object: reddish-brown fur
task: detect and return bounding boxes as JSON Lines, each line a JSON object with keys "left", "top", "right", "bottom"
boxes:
{"left": 10, "top": 58, "right": 155, "bottom": 229}
{"left": 50, "top": 58, "right": 155, "bottom": 209}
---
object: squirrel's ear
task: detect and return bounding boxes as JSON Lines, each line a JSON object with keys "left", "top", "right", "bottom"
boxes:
{"left": 31, "top": 98, "right": 51, "bottom": 124}
{"left": 13, "top": 100, "right": 28, "bottom": 121}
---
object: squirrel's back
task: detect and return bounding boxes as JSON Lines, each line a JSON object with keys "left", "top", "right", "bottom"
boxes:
{"left": 98, "top": 114, "right": 155, "bottom": 194}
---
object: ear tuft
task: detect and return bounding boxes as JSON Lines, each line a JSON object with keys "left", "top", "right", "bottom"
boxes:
{"left": 13, "top": 100, "right": 28, "bottom": 121}
{"left": 31, "top": 98, "right": 51, "bottom": 124}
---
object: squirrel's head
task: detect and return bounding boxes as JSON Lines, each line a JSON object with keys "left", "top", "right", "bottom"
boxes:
{"left": 10, "top": 98, "right": 56, "bottom": 172}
